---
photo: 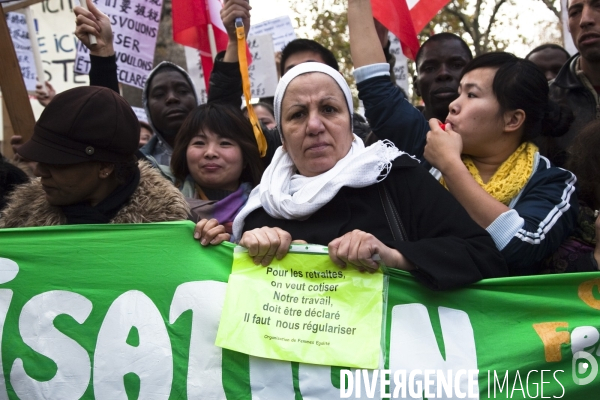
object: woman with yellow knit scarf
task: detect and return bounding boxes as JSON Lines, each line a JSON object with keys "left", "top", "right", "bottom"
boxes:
{"left": 420, "top": 52, "right": 577, "bottom": 275}
{"left": 353, "top": 40, "right": 578, "bottom": 274}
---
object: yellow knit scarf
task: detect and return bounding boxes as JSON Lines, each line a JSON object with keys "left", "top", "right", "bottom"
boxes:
{"left": 440, "top": 142, "right": 538, "bottom": 205}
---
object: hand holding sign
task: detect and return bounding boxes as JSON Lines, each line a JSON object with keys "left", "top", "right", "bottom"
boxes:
{"left": 221, "top": 0, "right": 252, "bottom": 63}
{"left": 74, "top": 0, "right": 114, "bottom": 57}
{"left": 328, "top": 230, "right": 415, "bottom": 272}
{"left": 221, "top": 0, "right": 252, "bottom": 42}
{"left": 35, "top": 82, "right": 56, "bottom": 107}
{"left": 239, "top": 227, "right": 293, "bottom": 266}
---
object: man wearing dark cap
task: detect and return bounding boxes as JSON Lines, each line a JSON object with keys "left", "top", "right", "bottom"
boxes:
{"left": 0, "top": 86, "right": 189, "bottom": 227}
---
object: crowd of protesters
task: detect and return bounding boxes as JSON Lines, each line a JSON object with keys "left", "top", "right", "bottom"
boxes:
{"left": 1, "top": 0, "right": 599, "bottom": 286}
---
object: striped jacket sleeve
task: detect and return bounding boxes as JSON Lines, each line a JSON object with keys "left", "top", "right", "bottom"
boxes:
{"left": 486, "top": 157, "right": 578, "bottom": 274}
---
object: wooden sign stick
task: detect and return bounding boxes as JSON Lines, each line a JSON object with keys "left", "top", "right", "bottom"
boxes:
{"left": 0, "top": 5, "right": 36, "bottom": 147}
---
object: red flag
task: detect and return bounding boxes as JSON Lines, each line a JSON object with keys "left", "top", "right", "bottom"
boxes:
{"left": 410, "top": 0, "right": 451, "bottom": 33}
{"left": 371, "top": 0, "right": 420, "bottom": 60}
{"left": 372, "top": 0, "right": 450, "bottom": 60}
{"left": 172, "top": 0, "right": 229, "bottom": 90}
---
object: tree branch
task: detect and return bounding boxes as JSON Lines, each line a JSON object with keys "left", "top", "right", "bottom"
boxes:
{"left": 473, "top": 0, "right": 482, "bottom": 33}
{"left": 483, "top": 0, "right": 508, "bottom": 51}
{"left": 538, "top": 0, "right": 561, "bottom": 20}
{"left": 446, "top": 2, "right": 474, "bottom": 40}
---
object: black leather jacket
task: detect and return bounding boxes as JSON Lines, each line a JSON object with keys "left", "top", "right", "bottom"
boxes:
{"left": 541, "top": 54, "right": 600, "bottom": 167}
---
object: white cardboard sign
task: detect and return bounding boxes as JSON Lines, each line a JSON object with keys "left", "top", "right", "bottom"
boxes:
{"left": 6, "top": 11, "right": 37, "bottom": 92}
{"left": 184, "top": 35, "right": 278, "bottom": 102}
{"left": 248, "top": 15, "right": 296, "bottom": 53}
{"left": 247, "top": 34, "right": 278, "bottom": 98}
{"left": 183, "top": 46, "right": 208, "bottom": 105}
{"left": 388, "top": 33, "right": 410, "bottom": 95}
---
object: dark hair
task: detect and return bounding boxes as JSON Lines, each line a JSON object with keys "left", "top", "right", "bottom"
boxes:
{"left": 566, "top": 120, "right": 600, "bottom": 208}
{"left": 415, "top": 33, "right": 473, "bottom": 69}
{"left": 461, "top": 52, "right": 573, "bottom": 141}
{"left": 525, "top": 43, "right": 571, "bottom": 60}
{"left": 171, "top": 103, "right": 264, "bottom": 188}
{"left": 254, "top": 102, "right": 274, "bottom": 117}
{"left": 280, "top": 39, "right": 339, "bottom": 77}
{"left": 147, "top": 65, "right": 180, "bottom": 90}
{"left": 139, "top": 121, "right": 152, "bottom": 131}
{"left": 113, "top": 156, "right": 138, "bottom": 184}
{"left": 243, "top": 102, "right": 275, "bottom": 118}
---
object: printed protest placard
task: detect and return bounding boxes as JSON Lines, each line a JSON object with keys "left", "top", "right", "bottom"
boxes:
{"left": 247, "top": 34, "right": 278, "bottom": 98}
{"left": 248, "top": 15, "right": 296, "bottom": 52}
{"left": 388, "top": 33, "right": 409, "bottom": 94}
{"left": 73, "top": 0, "right": 163, "bottom": 89}
{"left": 216, "top": 245, "right": 384, "bottom": 369}
{"left": 6, "top": 11, "right": 37, "bottom": 92}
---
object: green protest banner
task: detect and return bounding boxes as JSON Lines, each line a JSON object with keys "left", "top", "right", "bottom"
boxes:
{"left": 0, "top": 221, "right": 599, "bottom": 399}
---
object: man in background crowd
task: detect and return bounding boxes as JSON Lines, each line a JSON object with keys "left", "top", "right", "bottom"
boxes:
{"left": 414, "top": 33, "right": 473, "bottom": 122}
{"left": 526, "top": 44, "right": 571, "bottom": 81}
{"left": 543, "top": 0, "right": 600, "bottom": 167}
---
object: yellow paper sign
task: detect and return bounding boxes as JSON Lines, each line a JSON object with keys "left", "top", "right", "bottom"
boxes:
{"left": 215, "top": 244, "right": 384, "bottom": 369}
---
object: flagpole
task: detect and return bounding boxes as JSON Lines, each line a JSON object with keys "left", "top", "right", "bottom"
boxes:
{"left": 23, "top": 6, "right": 45, "bottom": 92}
{"left": 79, "top": 0, "right": 97, "bottom": 46}
{"left": 207, "top": 23, "right": 217, "bottom": 60}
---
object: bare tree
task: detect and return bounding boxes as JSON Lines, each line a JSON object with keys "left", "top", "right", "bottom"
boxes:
{"left": 538, "top": 0, "right": 562, "bottom": 20}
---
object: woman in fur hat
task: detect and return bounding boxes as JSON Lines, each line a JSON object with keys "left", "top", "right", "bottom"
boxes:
{"left": 0, "top": 86, "right": 190, "bottom": 228}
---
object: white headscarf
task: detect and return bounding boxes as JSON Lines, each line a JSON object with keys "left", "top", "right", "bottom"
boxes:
{"left": 274, "top": 62, "right": 353, "bottom": 139}
{"left": 232, "top": 63, "right": 404, "bottom": 241}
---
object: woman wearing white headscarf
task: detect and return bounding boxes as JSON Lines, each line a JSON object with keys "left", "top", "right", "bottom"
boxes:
{"left": 232, "top": 62, "right": 507, "bottom": 290}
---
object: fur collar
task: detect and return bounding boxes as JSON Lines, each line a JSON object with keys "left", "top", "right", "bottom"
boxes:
{"left": 0, "top": 161, "right": 189, "bottom": 228}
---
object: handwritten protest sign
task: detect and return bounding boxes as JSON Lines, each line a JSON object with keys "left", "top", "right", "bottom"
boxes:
{"left": 183, "top": 46, "right": 208, "bottom": 104}
{"left": 388, "top": 33, "right": 409, "bottom": 94}
{"left": 248, "top": 15, "right": 296, "bottom": 52}
{"left": 131, "top": 106, "right": 148, "bottom": 122}
{"left": 185, "top": 36, "right": 278, "bottom": 101}
{"left": 247, "top": 34, "right": 278, "bottom": 98}
{"left": 6, "top": 11, "right": 37, "bottom": 92}
{"left": 29, "top": 0, "right": 89, "bottom": 93}
{"left": 73, "top": 0, "right": 163, "bottom": 89}
{"left": 216, "top": 245, "right": 384, "bottom": 369}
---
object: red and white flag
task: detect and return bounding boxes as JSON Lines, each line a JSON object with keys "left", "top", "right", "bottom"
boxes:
{"left": 372, "top": 0, "right": 450, "bottom": 60}
{"left": 172, "top": 0, "right": 229, "bottom": 90}
{"left": 409, "top": 0, "right": 451, "bottom": 33}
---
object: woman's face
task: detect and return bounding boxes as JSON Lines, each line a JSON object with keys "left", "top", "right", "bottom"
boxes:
{"left": 186, "top": 130, "right": 244, "bottom": 192}
{"left": 280, "top": 73, "right": 352, "bottom": 177}
{"left": 446, "top": 67, "right": 506, "bottom": 157}
{"left": 139, "top": 127, "right": 153, "bottom": 148}
{"left": 254, "top": 106, "right": 277, "bottom": 130}
{"left": 34, "top": 162, "right": 105, "bottom": 206}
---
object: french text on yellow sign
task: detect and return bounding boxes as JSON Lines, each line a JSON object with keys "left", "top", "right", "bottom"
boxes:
{"left": 215, "top": 245, "right": 384, "bottom": 369}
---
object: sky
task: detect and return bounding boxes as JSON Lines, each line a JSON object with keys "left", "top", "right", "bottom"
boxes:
{"left": 247, "top": 0, "right": 569, "bottom": 58}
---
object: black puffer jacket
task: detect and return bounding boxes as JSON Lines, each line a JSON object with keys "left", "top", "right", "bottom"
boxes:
{"left": 540, "top": 54, "right": 600, "bottom": 167}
